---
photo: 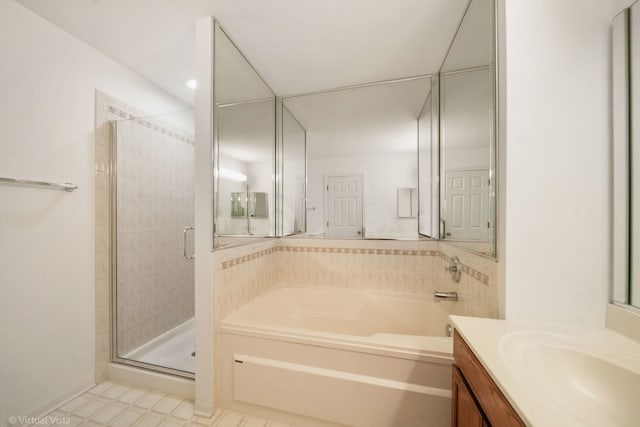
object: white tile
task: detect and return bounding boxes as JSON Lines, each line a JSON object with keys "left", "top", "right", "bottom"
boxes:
{"left": 132, "top": 413, "right": 164, "bottom": 427}
{"left": 73, "top": 399, "right": 109, "bottom": 419}
{"left": 158, "top": 418, "right": 185, "bottom": 427}
{"left": 213, "top": 411, "right": 244, "bottom": 427}
{"left": 241, "top": 417, "right": 265, "bottom": 427}
{"left": 152, "top": 397, "right": 183, "bottom": 415}
{"left": 59, "top": 396, "right": 90, "bottom": 413}
{"left": 78, "top": 421, "right": 102, "bottom": 427}
{"left": 67, "top": 415, "right": 84, "bottom": 427}
{"left": 133, "top": 392, "right": 165, "bottom": 409}
{"left": 101, "top": 383, "right": 130, "bottom": 399}
{"left": 90, "top": 402, "right": 128, "bottom": 424}
{"left": 191, "top": 415, "right": 217, "bottom": 426}
{"left": 265, "top": 422, "right": 289, "bottom": 427}
{"left": 117, "top": 388, "right": 147, "bottom": 404}
{"left": 171, "top": 402, "right": 194, "bottom": 420}
{"left": 109, "top": 408, "right": 146, "bottom": 427}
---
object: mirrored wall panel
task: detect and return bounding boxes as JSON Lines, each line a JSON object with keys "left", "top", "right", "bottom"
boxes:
{"left": 612, "top": 4, "right": 640, "bottom": 309}
{"left": 214, "top": 23, "right": 276, "bottom": 246}
{"left": 439, "top": 0, "right": 496, "bottom": 257}
{"left": 418, "top": 78, "right": 439, "bottom": 238}
{"left": 280, "top": 105, "right": 307, "bottom": 236}
{"left": 283, "top": 78, "right": 432, "bottom": 240}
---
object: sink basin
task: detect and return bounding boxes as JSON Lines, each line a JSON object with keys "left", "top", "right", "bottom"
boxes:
{"left": 500, "top": 331, "right": 640, "bottom": 427}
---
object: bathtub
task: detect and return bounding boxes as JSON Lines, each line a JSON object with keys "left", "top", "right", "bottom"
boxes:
{"left": 218, "top": 286, "right": 454, "bottom": 427}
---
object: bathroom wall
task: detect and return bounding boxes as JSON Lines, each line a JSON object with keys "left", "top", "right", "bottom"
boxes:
{"left": 307, "top": 153, "right": 418, "bottom": 238}
{"left": 500, "top": 0, "right": 620, "bottom": 326}
{"left": 0, "top": 2, "right": 189, "bottom": 424}
{"left": 114, "top": 110, "right": 195, "bottom": 355}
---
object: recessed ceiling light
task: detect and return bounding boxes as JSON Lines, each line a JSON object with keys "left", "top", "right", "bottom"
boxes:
{"left": 185, "top": 79, "right": 198, "bottom": 90}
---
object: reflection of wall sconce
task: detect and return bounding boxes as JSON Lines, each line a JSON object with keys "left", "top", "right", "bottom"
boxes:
{"left": 219, "top": 168, "right": 247, "bottom": 182}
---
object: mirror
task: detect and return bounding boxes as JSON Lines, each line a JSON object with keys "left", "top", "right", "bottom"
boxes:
{"left": 282, "top": 78, "right": 432, "bottom": 240}
{"left": 279, "top": 104, "right": 307, "bottom": 236}
{"left": 397, "top": 188, "right": 418, "bottom": 218}
{"left": 214, "top": 22, "right": 276, "bottom": 244}
{"left": 612, "top": 4, "right": 640, "bottom": 308}
{"left": 438, "top": 0, "right": 496, "bottom": 257}
{"left": 418, "top": 78, "right": 440, "bottom": 238}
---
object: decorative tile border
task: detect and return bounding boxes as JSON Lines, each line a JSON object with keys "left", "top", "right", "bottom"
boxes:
{"left": 221, "top": 247, "right": 278, "bottom": 270}
{"left": 437, "top": 251, "right": 490, "bottom": 285}
{"left": 108, "top": 106, "right": 194, "bottom": 145}
{"left": 278, "top": 246, "right": 439, "bottom": 256}
{"left": 220, "top": 244, "right": 491, "bottom": 286}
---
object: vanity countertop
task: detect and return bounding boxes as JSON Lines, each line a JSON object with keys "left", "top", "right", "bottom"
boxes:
{"left": 449, "top": 315, "right": 640, "bottom": 427}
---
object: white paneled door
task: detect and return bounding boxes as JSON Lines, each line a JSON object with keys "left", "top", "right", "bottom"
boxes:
{"left": 444, "top": 169, "right": 490, "bottom": 241}
{"left": 325, "top": 175, "right": 363, "bottom": 238}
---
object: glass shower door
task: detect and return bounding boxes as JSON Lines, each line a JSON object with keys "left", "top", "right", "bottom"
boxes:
{"left": 112, "top": 110, "right": 195, "bottom": 377}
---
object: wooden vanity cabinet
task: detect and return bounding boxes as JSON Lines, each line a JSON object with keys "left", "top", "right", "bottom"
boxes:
{"left": 451, "top": 330, "right": 525, "bottom": 427}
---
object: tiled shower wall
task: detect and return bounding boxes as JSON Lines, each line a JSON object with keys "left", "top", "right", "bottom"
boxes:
{"left": 115, "top": 114, "right": 194, "bottom": 355}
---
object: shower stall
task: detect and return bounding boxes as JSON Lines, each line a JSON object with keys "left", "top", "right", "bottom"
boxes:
{"left": 110, "top": 109, "right": 195, "bottom": 377}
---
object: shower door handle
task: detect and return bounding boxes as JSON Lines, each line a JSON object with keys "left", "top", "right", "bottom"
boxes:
{"left": 183, "top": 226, "right": 195, "bottom": 260}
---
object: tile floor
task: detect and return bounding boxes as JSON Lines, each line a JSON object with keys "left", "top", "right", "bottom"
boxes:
{"left": 32, "top": 380, "right": 291, "bottom": 427}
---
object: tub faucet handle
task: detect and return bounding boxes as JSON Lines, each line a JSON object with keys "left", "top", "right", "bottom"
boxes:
{"left": 445, "top": 256, "right": 462, "bottom": 283}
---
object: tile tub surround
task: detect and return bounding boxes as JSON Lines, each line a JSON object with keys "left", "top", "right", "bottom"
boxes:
{"left": 435, "top": 243, "right": 499, "bottom": 319}
{"left": 214, "top": 238, "right": 498, "bottom": 318}
{"left": 33, "top": 380, "right": 291, "bottom": 427}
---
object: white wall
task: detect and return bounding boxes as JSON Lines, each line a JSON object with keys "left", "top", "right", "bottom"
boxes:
{"left": 307, "top": 153, "right": 418, "bottom": 238}
{"left": 0, "top": 2, "right": 189, "bottom": 424}
{"left": 501, "top": 0, "right": 619, "bottom": 326}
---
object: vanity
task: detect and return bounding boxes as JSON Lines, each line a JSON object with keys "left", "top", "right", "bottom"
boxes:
{"left": 450, "top": 315, "right": 640, "bottom": 427}
{"left": 451, "top": 327, "right": 523, "bottom": 427}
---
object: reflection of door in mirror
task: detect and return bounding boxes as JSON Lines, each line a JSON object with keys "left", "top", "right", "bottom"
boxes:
{"left": 444, "top": 170, "right": 490, "bottom": 241}
{"left": 325, "top": 175, "right": 363, "bottom": 238}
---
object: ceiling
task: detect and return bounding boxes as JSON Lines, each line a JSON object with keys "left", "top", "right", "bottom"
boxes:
{"left": 285, "top": 78, "right": 432, "bottom": 159}
{"left": 16, "top": 0, "right": 470, "bottom": 105}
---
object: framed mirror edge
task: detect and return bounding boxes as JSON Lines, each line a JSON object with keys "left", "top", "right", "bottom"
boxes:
{"left": 436, "top": 0, "right": 499, "bottom": 260}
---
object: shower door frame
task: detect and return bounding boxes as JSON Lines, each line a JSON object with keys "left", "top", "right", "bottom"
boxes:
{"left": 109, "top": 120, "right": 195, "bottom": 379}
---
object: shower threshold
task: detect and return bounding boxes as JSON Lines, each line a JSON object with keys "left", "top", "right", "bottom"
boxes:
{"left": 123, "top": 318, "right": 195, "bottom": 374}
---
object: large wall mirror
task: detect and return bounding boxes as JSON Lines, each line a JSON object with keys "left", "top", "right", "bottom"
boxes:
{"left": 213, "top": 22, "right": 276, "bottom": 247}
{"left": 437, "top": 0, "right": 497, "bottom": 257}
{"left": 211, "top": 0, "right": 499, "bottom": 249}
{"left": 282, "top": 78, "right": 433, "bottom": 240}
{"left": 612, "top": 5, "right": 640, "bottom": 309}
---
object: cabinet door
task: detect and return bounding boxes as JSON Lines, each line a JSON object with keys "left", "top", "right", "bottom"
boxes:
{"left": 452, "top": 365, "right": 486, "bottom": 427}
